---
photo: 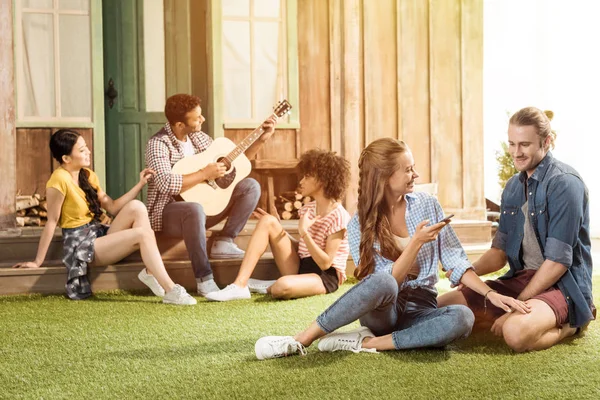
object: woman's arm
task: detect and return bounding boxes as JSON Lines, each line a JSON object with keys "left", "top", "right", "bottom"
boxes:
{"left": 390, "top": 220, "right": 447, "bottom": 284}
{"left": 98, "top": 169, "right": 154, "bottom": 216}
{"left": 459, "top": 269, "right": 530, "bottom": 314}
{"left": 303, "top": 229, "right": 345, "bottom": 271}
{"left": 13, "top": 188, "right": 64, "bottom": 268}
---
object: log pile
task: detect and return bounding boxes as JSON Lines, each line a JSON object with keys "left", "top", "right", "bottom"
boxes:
{"left": 275, "top": 191, "right": 312, "bottom": 220}
{"left": 15, "top": 194, "right": 47, "bottom": 227}
{"left": 14, "top": 194, "right": 113, "bottom": 226}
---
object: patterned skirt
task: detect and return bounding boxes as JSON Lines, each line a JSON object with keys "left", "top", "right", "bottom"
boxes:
{"left": 61, "top": 222, "right": 109, "bottom": 300}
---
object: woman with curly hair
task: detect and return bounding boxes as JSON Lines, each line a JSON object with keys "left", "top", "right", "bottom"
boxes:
{"left": 206, "top": 149, "right": 352, "bottom": 302}
{"left": 13, "top": 129, "right": 196, "bottom": 305}
{"left": 253, "top": 138, "right": 530, "bottom": 359}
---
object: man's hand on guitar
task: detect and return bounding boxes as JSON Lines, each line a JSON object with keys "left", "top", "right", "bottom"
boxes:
{"left": 258, "top": 116, "right": 277, "bottom": 142}
{"left": 202, "top": 162, "right": 227, "bottom": 181}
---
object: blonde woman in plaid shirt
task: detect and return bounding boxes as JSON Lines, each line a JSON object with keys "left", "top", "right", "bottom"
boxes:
{"left": 145, "top": 94, "right": 276, "bottom": 296}
{"left": 254, "top": 138, "right": 530, "bottom": 359}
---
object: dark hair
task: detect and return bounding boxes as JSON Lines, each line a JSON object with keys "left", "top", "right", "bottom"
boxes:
{"left": 50, "top": 129, "right": 102, "bottom": 221}
{"left": 297, "top": 149, "right": 351, "bottom": 201}
{"left": 165, "top": 94, "right": 202, "bottom": 125}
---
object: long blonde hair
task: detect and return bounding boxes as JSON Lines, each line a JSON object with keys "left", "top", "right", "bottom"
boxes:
{"left": 355, "top": 138, "right": 408, "bottom": 280}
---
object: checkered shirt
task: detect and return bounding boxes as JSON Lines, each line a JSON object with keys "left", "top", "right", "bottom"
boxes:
{"left": 347, "top": 192, "right": 473, "bottom": 290}
{"left": 145, "top": 123, "right": 213, "bottom": 231}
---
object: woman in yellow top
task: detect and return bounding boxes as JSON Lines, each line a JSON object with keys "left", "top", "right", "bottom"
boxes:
{"left": 13, "top": 129, "right": 196, "bottom": 305}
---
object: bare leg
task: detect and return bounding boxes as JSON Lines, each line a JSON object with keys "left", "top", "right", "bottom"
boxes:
{"left": 437, "top": 288, "right": 469, "bottom": 307}
{"left": 233, "top": 215, "right": 299, "bottom": 287}
{"left": 502, "top": 299, "right": 577, "bottom": 352}
{"left": 93, "top": 200, "right": 175, "bottom": 292}
{"left": 269, "top": 274, "right": 326, "bottom": 300}
{"left": 294, "top": 321, "right": 328, "bottom": 347}
{"left": 362, "top": 335, "right": 396, "bottom": 351}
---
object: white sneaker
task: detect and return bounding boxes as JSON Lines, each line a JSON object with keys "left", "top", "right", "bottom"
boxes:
{"left": 197, "top": 279, "right": 221, "bottom": 297}
{"left": 210, "top": 240, "right": 245, "bottom": 259}
{"left": 317, "top": 326, "right": 377, "bottom": 353}
{"left": 137, "top": 268, "right": 165, "bottom": 297}
{"left": 205, "top": 284, "right": 251, "bottom": 302}
{"left": 255, "top": 336, "right": 307, "bottom": 360}
{"left": 248, "top": 278, "right": 277, "bottom": 294}
{"left": 162, "top": 284, "right": 197, "bottom": 305}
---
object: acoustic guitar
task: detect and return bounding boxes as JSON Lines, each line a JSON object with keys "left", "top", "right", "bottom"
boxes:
{"left": 171, "top": 100, "right": 292, "bottom": 216}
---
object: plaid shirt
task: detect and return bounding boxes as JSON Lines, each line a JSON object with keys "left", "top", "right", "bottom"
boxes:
{"left": 145, "top": 123, "right": 213, "bottom": 231}
{"left": 347, "top": 192, "right": 473, "bottom": 291}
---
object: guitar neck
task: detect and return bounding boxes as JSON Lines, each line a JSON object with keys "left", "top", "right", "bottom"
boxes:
{"left": 224, "top": 113, "right": 277, "bottom": 163}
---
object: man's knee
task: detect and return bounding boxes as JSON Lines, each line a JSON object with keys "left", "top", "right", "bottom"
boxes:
{"left": 237, "top": 178, "right": 261, "bottom": 200}
{"left": 502, "top": 315, "right": 542, "bottom": 352}
{"left": 183, "top": 202, "right": 207, "bottom": 223}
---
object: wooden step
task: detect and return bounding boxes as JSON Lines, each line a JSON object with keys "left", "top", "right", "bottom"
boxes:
{"left": 448, "top": 219, "right": 492, "bottom": 245}
{"left": 0, "top": 257, "right": 282, "bottom": 296}
{"left": 0, "top": 219, "right": 490, "bottom": 265}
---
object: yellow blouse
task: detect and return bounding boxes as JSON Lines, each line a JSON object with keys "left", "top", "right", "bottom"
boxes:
{"left": 46, "top": 168, "right": 101, "bottom": 229}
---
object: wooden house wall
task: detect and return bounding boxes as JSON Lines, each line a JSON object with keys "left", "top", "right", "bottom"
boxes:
{"left": 16, "top": 129, "right": 94, "bottom": 196}
{"left": 238, "top": 0, "right": 485, "bottom": 219}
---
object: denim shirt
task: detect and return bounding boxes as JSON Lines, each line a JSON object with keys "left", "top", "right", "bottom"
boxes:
{"left": 492, "top": 152, "right": 594, "bottom": 327}
{"left": 348, "top": 192, "right": 473, "bottom": 293}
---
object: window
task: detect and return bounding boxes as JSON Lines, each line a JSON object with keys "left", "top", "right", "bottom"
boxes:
{"left": 15, "top": 0, "right": 93, "bottom": 122}
{"left": 216, "top": 0, "right": 299, "bottom": 129}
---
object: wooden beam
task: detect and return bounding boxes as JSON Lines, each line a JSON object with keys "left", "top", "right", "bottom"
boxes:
{"left": 363, "top": 0, "right": 397, "bottom": 144}
{"left": 461, "top": 0, "right": 485, "bottom": 220}
{"left": 341, "top": 0, "right": 363, "bottom": 213}
{"left": 329, "top": 0, "right": 342, "bottom": 155}
{"left": 429, "top": 0, "right": 463, "bottom": 210}
{"left": 398, "top": 0, "right": 431, "bottom": 182}
{"left": 0, "top": 0, "right": 17, "bottom": 230}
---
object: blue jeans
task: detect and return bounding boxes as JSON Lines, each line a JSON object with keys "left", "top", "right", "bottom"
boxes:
{"left": 316, "top": 273, "right": 474, "bottom": 349}
{"left": 161, "top": 178, "right": 261, "bottom": 279}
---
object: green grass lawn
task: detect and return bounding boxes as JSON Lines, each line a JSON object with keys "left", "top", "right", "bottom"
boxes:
{"left": 1, "top": 277, "right": 599, "bottom": 400}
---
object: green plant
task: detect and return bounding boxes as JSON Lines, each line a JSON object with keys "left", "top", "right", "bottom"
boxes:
{"left": 495, "top": 141, "right": 518, "bottom": 190}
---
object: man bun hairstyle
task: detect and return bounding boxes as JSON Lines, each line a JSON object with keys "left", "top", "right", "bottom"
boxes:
{"left": 509, "top": 107, "right": 557, "bottom": 150}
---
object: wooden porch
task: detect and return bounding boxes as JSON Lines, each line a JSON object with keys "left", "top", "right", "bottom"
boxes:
{"left": 0, "top": 218, "right": 491, "bottom": 296}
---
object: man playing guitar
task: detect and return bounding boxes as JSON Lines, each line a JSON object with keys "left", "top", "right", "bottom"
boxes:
{"left": 145, "top": 94, "right": 277, "bottom": 297}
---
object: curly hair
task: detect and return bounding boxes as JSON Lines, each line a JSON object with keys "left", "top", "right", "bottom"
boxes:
{"left": 355, "top": 138, "right": 408, "bottom": 280}
{"left": 297, "top": 149, "right": 350, "bottom": 201}
{"left": 165, "top": 94, "right": 201, "bottom": 125}
{"left": 50, "top": 129, "right": 102, "bottom": 222}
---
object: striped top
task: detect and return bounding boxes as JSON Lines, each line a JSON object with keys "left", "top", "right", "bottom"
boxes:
{"left": 297, "top": 201, "right": 351, "bottom": 277}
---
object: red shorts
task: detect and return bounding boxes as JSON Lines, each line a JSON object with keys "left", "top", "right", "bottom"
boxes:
{"left": 459, "top": 269, "right": 569, "bottom": 327}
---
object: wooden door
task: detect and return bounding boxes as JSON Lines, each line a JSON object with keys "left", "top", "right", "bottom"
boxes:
{"left": 102, "top": 0, "right": 166, "bottom": 199}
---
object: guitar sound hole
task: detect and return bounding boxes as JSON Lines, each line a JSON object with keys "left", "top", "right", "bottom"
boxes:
{"left": 215, "top": 168, "right": 236, "bottom": 189}
{"left": 217, "top": 157, "right": 232, "bottom": 171}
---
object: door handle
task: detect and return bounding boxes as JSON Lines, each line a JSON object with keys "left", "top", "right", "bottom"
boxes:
{"left": 105, "top": 78, "right": 118, "bottom": 109}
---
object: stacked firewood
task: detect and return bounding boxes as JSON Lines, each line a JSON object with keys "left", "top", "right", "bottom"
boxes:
{"left": 275, "top": 191, "right": 313, "bottom": 220}
{"left": 15, "top": 194, "right": 47, "bottom": 227}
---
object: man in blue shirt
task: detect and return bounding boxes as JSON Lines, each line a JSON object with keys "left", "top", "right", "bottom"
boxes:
{"left": 439, "top": 107, "right": 595, "bottom": 352}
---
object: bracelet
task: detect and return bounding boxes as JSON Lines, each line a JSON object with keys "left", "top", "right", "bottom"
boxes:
{"left": 300, "top": 231, "right": 309, "bottom": 240}
{"left": 483, "top": 289, "right": 497, "bottom": 314}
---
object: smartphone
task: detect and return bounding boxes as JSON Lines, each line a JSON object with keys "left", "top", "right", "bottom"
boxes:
{"left": 436, "top": 214, "right": 455, "bottom": 224}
